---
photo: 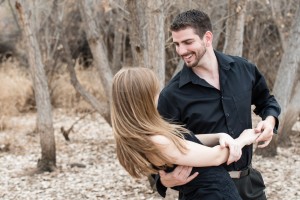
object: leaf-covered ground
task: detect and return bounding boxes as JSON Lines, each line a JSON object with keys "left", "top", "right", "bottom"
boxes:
{"left": 0, "top": 110, "right": 299, "bottom": 200}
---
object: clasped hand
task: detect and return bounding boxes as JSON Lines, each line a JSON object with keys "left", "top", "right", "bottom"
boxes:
{"left": 219, "top": 133, "right": 242, "bottom": 165}
{"left": 219, "top": 130, "right": 261, "bottom": 165}
{"left": 254, "top": 116, "right": 276, "bottom": 148}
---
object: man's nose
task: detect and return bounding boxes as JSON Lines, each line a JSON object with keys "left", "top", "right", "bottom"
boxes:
{"left": 176, "top": 45, "right": 188, "bottom": 56}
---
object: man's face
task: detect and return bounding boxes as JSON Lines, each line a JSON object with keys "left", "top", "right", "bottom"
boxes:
{"left": 172, "top": 28, "right": 206, "bottom": 68}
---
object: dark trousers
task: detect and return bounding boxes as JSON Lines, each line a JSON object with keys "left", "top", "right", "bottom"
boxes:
{"left": 177, "top": 167, "right": 267, "bottom": 200}
{"left": 232, "top": 167, "right": 267, "bottom": 200}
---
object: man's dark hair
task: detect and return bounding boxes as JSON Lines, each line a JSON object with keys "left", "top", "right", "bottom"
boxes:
{"left": 170, "top": 9, "right": 212, "bottom": 39}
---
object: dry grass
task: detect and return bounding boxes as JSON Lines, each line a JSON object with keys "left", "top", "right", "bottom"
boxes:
{"left": 0, "top": 61, "right": 33, "bottom": 116}
{"left": 0, "top": 132, "right": 11, "bottom": 153}
{"left": 0, "top": 59, "right": 105, "bottom": 155}
{"left": 49, "top": 63, "right": 106, "bottom": 112}
{"left": 0, "top": 61, "right": 106, "bottom": 119}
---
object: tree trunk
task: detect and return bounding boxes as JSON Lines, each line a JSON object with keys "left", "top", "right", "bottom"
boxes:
{"left": 61, "top": 34, "right": 111, "bottom": 125}
{"left": 273, "top": 5, "right": 300, "bottom": 128}
{"left": 79, "top": 0, "right": 113, "bottom": 123}
{"left": 208, "top": 1, "right": 227, "bottom": 49}
{"left": 278, "top": 82, "right": 300, "bottom": 147}
{"left": 245, "top": 13, "right": 260, "bottom": 62}
{"left": 269, "top": 0, "right": 299, "bottom": 51}
{"left": 223, "top": 0, "right": 247, "bottom": 56}
{"left": 16, "top": 1, "right": 56, "bottom": 172}
{"left": 112, "top": 0, "right": 126, "bottom": 74}
{"left": 145, "top": 0, "right": 166, "bottom": 89}
{"left": 112, "top": 11, "right": 125, "bottom": 74}
{"left": 256, "top": 6, "right": 300, "bottom": 157}
{"left": 127, "top": 0, "right": 146, "bottom": 67}
{"left": 127, "top": 0, "right": 166, "bottom": 89}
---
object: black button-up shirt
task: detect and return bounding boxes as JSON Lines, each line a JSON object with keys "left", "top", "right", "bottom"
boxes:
{"left": 155, "top": 51, "right": 281, "bottom": 197}
{"left": 158, "top": 50, "right": 280, "bottom": 171}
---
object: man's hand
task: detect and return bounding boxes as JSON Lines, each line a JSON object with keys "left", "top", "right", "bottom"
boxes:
{"left": 159, "top": 166, "right": 199, "bottom": 188}
{"left": 255, "top": 116, "right": 276, "bottom": 148}
{"left": 219, "top": 133, "right": 242, "bottom": 165}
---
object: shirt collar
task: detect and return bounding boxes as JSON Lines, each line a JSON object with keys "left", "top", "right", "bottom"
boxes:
{"left": 215, "top": 50, "right": 234, "bottom": 70}
{"left": 178, "top": 65, "right": 196, "bottom": 88}
{"left": 179, "top": 50, "right": 235, "bottom": 88}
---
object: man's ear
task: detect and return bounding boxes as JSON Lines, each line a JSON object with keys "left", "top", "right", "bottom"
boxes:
{"left": 204, "top": 31, "right": 213, "bottom": 47}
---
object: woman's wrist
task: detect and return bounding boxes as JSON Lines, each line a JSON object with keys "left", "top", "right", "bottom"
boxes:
{"left": 235, "top": 137, "right": 247, "bottom": 148}
{"left": 218, "top": 133, "right": 227, "bottom": 139}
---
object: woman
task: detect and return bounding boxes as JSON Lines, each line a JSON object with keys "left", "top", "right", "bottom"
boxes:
{"left": 111, "top": 67, "right": 259, "bottom": 200}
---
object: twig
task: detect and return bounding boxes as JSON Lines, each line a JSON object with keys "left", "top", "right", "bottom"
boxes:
{"left": 60, "top": 110, "right": 96, "bottom": 141}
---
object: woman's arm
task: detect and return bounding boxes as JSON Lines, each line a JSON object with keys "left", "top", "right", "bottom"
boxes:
{"left": 195, "top": 133, "right": 227, "bottom": 147}
{"left": 196, "top": 133, "right": 244, "bottom": 164}
{"left": 150, "top": 129, "right": 258, "bottom": 167}
{"left": 151, "top": 134, "right": 230, "bottom": 167}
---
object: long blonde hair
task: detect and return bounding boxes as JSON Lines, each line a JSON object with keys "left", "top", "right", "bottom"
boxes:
{"left": 111, "top": 67, "right": 188, "bottom": 178}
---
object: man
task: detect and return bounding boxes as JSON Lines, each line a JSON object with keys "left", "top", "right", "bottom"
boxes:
{"left": 155, "top": 9, "right": 281, "bottom": 200}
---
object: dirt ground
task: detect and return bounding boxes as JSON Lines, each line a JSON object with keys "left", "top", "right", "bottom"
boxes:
{"left": 0, "top": 110, "right": 299, "bottom": 200}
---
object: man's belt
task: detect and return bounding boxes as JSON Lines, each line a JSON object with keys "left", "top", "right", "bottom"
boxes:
{"left": 228, "top": 168, "right": 250, "bottom": 179}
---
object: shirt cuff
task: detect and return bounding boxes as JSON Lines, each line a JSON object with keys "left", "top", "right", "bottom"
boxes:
{"left": 262, "top": 111, "right": 280, "bottom": 130}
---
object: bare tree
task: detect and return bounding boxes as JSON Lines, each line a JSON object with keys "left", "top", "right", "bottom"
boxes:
{"left": 111, "top": 0, "right": 127, "bottom": 73}
{"left": 207, "top": 1, "right": 228, "bottom": 49}
{"left": 256, "top": 5, "right": 300, "bottom": 156}
{"left": 126, "top": 0, "right": 146, "bottom": 67}
{"left": 278, "top": 82, "right": 300, "bottom": 147}
{"left": 79, "top": 0, "right": 113, "bottom": 124}
{"left": 16, "top": 1, "right": 56, "bottom": 172}
{"left": 145, "top": 0, "right": 166, "bottom": 88}
{"left": 272, "top": 5, "right": 300, "bottom": 133}
{"left": 61, "top": 33, "right": 111, "bottom": 125}
{"left": 126, "top": 0, "right": 166, "bottom": 88}
{"left": 223, "top": 0, "right": 248, "bottom": 56}
{"left": 269, "top": 0, "right": 298, "bottom": 51}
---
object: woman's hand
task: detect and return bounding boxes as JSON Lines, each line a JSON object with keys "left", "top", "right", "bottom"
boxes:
{"left": 218, "top": 133, "right": 242, "bottom": 165}
{"left": 236, "top": 129, "right": 261, "bottom": 147}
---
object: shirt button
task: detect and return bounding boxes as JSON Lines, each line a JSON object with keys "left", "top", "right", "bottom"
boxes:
{"left": 225, "top": 113, "right": 230, "bottom": 117}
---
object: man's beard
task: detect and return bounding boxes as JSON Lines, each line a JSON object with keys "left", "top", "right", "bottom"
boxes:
{"left": 185, "top": 46, "right": 207, "bottom": 68}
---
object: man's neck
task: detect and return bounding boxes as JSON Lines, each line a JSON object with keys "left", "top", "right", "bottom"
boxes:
{"left": 192, "top": 52, "right": 220, "bottom": 90}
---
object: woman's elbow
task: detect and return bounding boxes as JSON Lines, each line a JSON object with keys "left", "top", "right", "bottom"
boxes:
{"left": 211, "top": 147, "right": 227, "bottom": 166}
{"left": 213, "top": 155, "right": 226, "bottom": 166}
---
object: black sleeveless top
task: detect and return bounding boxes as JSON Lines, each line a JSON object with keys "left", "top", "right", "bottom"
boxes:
{"left": 166, "top": 133, "right": 242, "bottom": 200}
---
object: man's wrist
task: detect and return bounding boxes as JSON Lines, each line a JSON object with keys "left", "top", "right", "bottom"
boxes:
{"left": 265, "top": 116, "right": 276, "bottom": 125}
{"left": 265, "top": 116, "right": 277, "bottom": 133}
